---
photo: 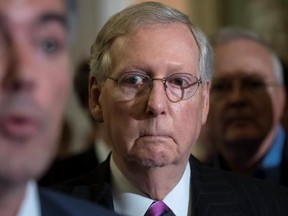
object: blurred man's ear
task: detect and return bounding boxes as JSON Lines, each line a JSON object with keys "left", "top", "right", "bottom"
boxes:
{"left": 201, "top": 80, "right": 211, "bottom": 125}
{"left": 275, "top": 85, "right": 286, "bottom": 122}
{"left": 89, "top": 76, "right": 103, "bottom": 122}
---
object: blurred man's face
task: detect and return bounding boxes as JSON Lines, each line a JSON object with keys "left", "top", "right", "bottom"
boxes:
{"left": 0, "top": 0, "right": 71, "bottom": 184}
{"left": 209, "top": 39, "right": 285, "bottom": 161}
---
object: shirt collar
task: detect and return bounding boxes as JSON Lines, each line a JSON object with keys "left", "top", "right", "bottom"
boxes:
{"left": 111, "top": 157, "right": 191, "bottom": 216}
{"left": 18, "top": 181, "right": 40, "bottom": 216}
{"left": 94, "top": 139, "right": 111, "bottom": 163}
{"left": 261, "top": 125, "right": 285, "bottom": 169}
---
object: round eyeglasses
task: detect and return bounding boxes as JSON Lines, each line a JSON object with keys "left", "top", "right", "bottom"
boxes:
{"left": 107, "top": 72, "right": 202, "bottom": 102}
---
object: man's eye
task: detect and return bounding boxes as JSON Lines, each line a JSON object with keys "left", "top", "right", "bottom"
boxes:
{"left": 169, "top": 75, "right": 195, "bottom": 89}
{"left": 169, "top": 77, "right": 186, "bottom": 87}
{"left": 212, "top": 81, "right": 231, "bottom": 92}
{"left": 121, "top": 74, "right": 147, "bottom": 86}
{"left": 244, "top": 80, "right": 265, "bottom": 90}
{"left": 39, "top": 38, "right": 63, "bottom": 54}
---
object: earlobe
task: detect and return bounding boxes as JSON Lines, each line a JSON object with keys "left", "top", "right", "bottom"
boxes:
{"left": 89, "top": 76, "right": 104, "bottom": 122}
{"left": 276, "top": 85, "right": 286, "bottom": 121}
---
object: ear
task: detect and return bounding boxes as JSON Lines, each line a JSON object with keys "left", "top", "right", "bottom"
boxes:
{"left": 89, "top": 76, "right": 104, "bottom": 122}
{"left": 275, "top": 85, "right": 286, "bottom": 122}
{"left": 201, "top": 80, "right": 211, "bottom": 125}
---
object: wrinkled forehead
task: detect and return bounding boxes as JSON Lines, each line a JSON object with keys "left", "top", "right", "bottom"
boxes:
{"left": 214, "top": 71, "right": 276, "bottom": 86}
{"left": 0, "top": 0, "right": 66, "bottom": 28}
{"left": 214, "top": 39, "right": 275, "bottom": 81}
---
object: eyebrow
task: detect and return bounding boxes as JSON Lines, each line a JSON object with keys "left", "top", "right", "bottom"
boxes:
{"left": 36, "top": 12, "right": 68, "bottom": 29}
{"left": 0, "top": 11, "right": 68, "bottom": 32}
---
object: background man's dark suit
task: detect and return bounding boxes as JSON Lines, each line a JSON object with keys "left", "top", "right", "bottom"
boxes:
{"left": 212, "top": 134, "right": 288, "bottom": 187}
{"left": 276, "top": 135, "right": 288, "bottom": 186}
{"left": 39, "top": 188, "right": 117, "bottom": 216}
{"left": 54, "top": 155, "right": 288, "bottom": 216}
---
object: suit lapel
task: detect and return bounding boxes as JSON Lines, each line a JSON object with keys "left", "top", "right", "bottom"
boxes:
{"left": 189, "top": 156, "right": 245, "bottom": 216}
{"left": 280, "top": 133, "right": 288, "bottom": 186}
{"left": 70, "top": 154, "right": 114, "bottom": 210}
{"left": 39, "top": 189, "right": 69, "bottom": 216}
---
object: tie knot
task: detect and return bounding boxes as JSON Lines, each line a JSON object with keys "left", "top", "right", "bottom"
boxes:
{"left": 144, "top": 200, "right": 172, "bottom": 216}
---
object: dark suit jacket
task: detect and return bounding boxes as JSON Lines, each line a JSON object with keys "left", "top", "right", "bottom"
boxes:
{"left": 54, "top": 155, "right": 288, "bottom": 216}
{"left": 279, "top": 133, "right": 288, "bottom": 186}
{"left": 39, "top": 188, "right": 117, "bottom": 216}
{"left": 39, "top": 146, "right": 100, "bottom": 186}
{"left": 214, "top": 133, "right": 288, "bottom": 187}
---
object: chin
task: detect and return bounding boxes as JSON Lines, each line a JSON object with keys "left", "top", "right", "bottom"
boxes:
{"left": 127, "top": 144, "right": 177, "bottom": 167}
{"left": 130, "top": 153, "right": 172, "bottom": 168}
{"left": 140, "top": 159, "right": 167, "bottom": 168}
{"left": 0, "top": 167, "right": 41, "bottom": 185}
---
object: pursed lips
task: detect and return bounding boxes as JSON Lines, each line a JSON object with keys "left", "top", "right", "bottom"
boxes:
{"left": 224, "top": 114, "right": 254, "bottom": 126}
{"left": 0, "top": 112, "right": 41, "bottom": 139}
{"left": 138, "top": 132, "right": 172, "bottom": 141}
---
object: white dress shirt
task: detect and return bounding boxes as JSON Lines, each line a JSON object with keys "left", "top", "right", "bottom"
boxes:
{"left": 94, "top": 139, "right": 111, "bottom": 163}
{"left": 18, "top": 181, "right": 40, "bottom": 216}
{"left": 111, "top": 158, "right": 191, "bottom": 216}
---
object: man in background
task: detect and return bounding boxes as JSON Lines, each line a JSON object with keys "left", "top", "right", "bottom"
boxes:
{"left": 198, "top": 28, "right": 288, "bottom": 185}
{"left": 0, "top": 0, "right": 117, "bottom": 215}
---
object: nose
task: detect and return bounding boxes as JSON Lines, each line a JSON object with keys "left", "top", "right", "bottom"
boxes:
{"left": 225, "top": 81, "right": 248, "bottom": 109}
{"left": 145, "top": 79, "right": 167, "bottom": 116}
{"left": 228, "top": 82, "right": 244, "bottom": 101}
{"left": 2, "top": 33, "right": 35, "bottom": 92}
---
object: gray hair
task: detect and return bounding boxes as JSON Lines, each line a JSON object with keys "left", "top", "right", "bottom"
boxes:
{"left": 212, "top": 27, "right": 283, "bottom": 85}
{"left": 90, "top": 1, "right": 213, "bottom": 83}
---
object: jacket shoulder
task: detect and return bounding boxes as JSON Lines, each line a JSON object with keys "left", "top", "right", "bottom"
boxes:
{"left": 190, "top": 155, "right": 288, "bottom": 215}
{"left": 39, "top": 188, "right": 117, "bottom": 216}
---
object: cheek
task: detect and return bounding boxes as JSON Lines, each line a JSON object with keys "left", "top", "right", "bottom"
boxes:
{"left": 269, "top": 92, "right": 284, "bottom": 123}
{"left": 54, "top": 60, "right": 71, "bottom": 89}
{"left": 39, "top": 66, "right": 71, "bottom": 119}
{"left": 100, "top": 95, "right": 143, "bottom": 155}
{"left": 101, "top": 93, "right": 133, "bottom": 134}
{"left": 175, "top": 103, "right": 203, "bottom": 143}
{"left": 208, "top": 102, "right": 221, "bottom": 122}
{"left": 209, "top": 96, "right": 227, "bottom": 120}
{"left": 100, "top": 84, "right": 137, "bottom": 123}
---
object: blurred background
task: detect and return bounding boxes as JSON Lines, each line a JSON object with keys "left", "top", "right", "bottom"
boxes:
{"left": 72, "top": 0, "right": 288, "bottom": 66}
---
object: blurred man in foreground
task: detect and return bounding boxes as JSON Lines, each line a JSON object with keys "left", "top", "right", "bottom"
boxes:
{"left": 0, "top": 0, "right": 117, "bottom": 215}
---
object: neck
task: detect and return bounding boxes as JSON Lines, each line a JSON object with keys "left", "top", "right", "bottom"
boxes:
{"left": 114, "top": 155, "right": 188, "bottom": 200}
{"left": 0, "top": 181, "right": 27, "bottom": 216}
{"left": 220, "top": 129, "right": 278, "bottom": 175}
{"left": 222, "top": 157, "right": 260, "bottom": 175}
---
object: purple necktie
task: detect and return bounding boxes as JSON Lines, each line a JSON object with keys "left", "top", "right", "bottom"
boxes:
{"left": 144, "top": 201, "right": 173, "bottom": 216}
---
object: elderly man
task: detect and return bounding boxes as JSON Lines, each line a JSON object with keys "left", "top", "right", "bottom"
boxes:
{"left": 198, "top": 28, "right": 288, "bottom": 185}
{"left": 0, "top": 0, "right": 117, "bottom": 215}
{"left": 56, "top": 2, "right": 288, "bottom": 216}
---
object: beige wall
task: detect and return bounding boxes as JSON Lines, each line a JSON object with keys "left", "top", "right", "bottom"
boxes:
{"left": 131, "top": 0, "right": 188, "bottom": 13}
{"left": 71, "top": 0, "right": 223, "bottom": 66}
{"left": 71, "top": 0, "right": 130, "bottom": 67}
{"left": 190, "top": 0, "right": 223, "bottom": 37}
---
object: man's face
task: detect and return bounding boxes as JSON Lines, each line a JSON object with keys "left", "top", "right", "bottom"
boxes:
{"left": 0, "top": 0, "right": 71, "bottom": 183}
{"left": 209, "top": 39, "right": 285, "bottom": 158}
{"left": 91, "top": 23, "right": 210, "bottom": 170}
